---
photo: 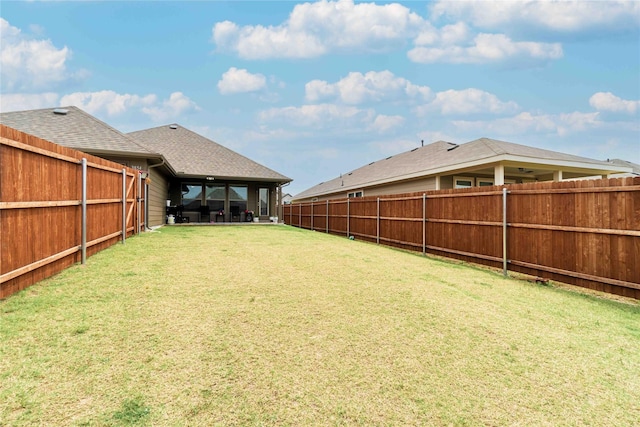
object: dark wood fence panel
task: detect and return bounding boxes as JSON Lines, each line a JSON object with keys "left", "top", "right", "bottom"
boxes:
{"left": 283, "top": 177, "right": 640, "bottom": 299}
{"left": 1, "top": 125, "right": 145, "bottom": 299}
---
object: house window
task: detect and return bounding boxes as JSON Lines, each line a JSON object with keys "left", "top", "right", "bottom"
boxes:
{"left": 206, "top": 184, "right": 225, "bottom": 214}
{"left": 477, "top": 179, "right": 494, "bottom": 187}
{"left": 454, "top": 177, "right": 474, "bottom": 189}
{"left": 229, "top": 185, "right": 248, "bottom": 213}
{"left": 259, "top": 188, "right": 269, "bottom": 216}
{"left": 182, "top": 184, "right": 202, "bottom": 210}
{"left": 348, "top": 191, "right": 363, "bottom": 198}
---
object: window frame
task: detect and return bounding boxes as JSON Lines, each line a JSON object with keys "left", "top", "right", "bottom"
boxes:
{"left": 453, "top": 176, "right": 475, "bottom": 189}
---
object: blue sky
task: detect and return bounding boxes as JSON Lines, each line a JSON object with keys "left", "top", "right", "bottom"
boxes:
{"left": 1, "top": 0, "right": 639, "bottom": 195}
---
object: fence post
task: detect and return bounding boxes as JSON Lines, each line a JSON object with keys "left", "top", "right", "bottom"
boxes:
{"left": 136, "top": 172, "right": 141, "bottom": 235}
{"left": 503, "top": 187, "right": 508, "bottom": 276}
{"left": 347, "top": 198, "right": 350, "bottom": 237}
{"left": 122, "top": 169, "right": 126, "bottom": 243}
{"left": 311, "top": 201, "right": 314, "bottom": 231}
{"left": 81, "top": 158, "right": 87, "bottom": 264}
{"left": 376, "top": 198, "right": 380, "bottom": 244}
{"left": 423, "top": 193, "right": 426, "bottom": 256}
{"left": 326, "top": 200, "right": 329, "bottom": 233}
{"left": 299, "top": 203, "right": 301, "bottom": 228}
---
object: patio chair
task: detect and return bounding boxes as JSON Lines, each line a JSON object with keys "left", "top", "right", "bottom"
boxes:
{"left": 230, "top": 206, "right": 241, "bottom": 222}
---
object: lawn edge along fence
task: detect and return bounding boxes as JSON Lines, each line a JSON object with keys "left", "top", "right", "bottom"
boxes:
{"left": 0, "top": 125, "right": 146, "bottom": 299}
{"left": 283, "top": 177, "right": 640, "bottom": 299}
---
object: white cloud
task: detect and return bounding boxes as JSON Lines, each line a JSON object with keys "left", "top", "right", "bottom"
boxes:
{"left": 305, "top": 70, "right": 431, "bottom": 104}
{"left": 414, "top": 22, "right": 471, "bottom": 46}
{"left": 416, "top": 88, "right": 519, "bottom": 116}
{"left": 258, "top": 103, "right": 374, "bottom": 128}
{"left": 430, "top": 0, "right": 640, "bottom": 33}
{"left": 451, "top": 111, "right": 601, "bottom": 136}
{"left": 408, "top": 33, "right": 562, "bottom": 64}
{"left": 369, "top": 114, "right": 405, "bottom": 133}
{"left": 141, "top": 92, "right": 200, "bottom": 122}
{"left": 217, "top": 67, "right": 267, "bottom": 95}
{"left": 60, "top": 90, "right": 156, "bottom": 116}
{"left": 0, "top": 92, "right": 60, "bottom": 112}
{"left": 59, "top": 90, "right": 199, "bottom": 121}
{"left": 0, "top": 18, "right": 82, "bottom": 91}
{"left": 589, "top": 92, "right": 640, "bottom": 114}
{"left": 212, "top": 0, "right": 424, "bottom": 59}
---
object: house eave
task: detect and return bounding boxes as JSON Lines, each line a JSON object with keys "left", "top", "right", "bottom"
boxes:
{"left": 295, "top": 153, "right": 632, "bottom": 200}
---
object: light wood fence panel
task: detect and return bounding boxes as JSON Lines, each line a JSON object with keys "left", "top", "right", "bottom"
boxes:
{"left": 283, "top": 177, "right": 640, "bottom": 299}
{"left": 0, "top": 125, "right": 145, "bottom": 299}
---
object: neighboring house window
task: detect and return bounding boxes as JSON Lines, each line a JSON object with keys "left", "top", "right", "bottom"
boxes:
{"left": 182, "top": 184, "right": 202, "bottom": 210}
{"left": 348, "top": 191, "right": 363, "bottom": 198}
{"left": 477, "top": 178, "right": 494, "bottom": 187}
{"left": 229, "top": 185, "right": 248, "bottom": 213}
{"left": 454, "top": 177, "right": 474, "bottom": 189}
{"left": 206, "top": 184, "right": 225, "bottom": 214}
{"left": 259, "top": 188, "right": 269, "bottom": 216}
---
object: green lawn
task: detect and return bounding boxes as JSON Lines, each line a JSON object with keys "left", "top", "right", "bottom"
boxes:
{"left": 1, "top": 226, "right": 639, "bottom": 426}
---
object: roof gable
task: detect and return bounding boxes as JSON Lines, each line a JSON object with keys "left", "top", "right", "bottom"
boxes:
{"left": 0, "top": 106, "right": 156, "bottom": 156}
{"left": 128, "top": 124, "right": 290, "bottom": 182}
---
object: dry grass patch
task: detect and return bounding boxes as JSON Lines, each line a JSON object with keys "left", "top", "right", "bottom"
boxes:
{"left": 1, "top": 225, "right": 639, "bottom": 426}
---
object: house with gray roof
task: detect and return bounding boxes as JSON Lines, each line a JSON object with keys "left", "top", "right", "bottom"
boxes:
{"left": 293, "top": 137, "right": 632, "bottom": 202}
{"left": 0, "top": 106, "right": 291, "bottom": 226}
{"left": 128, "top": 124, "right": 291, "bottom": 223}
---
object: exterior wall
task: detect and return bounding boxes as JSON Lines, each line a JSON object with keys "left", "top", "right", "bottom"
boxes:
{"left": 365, "top": 177, "right": 437, "bottom": 196}
{"left": 147, "top": 168, "right": 169, "bottom": 227}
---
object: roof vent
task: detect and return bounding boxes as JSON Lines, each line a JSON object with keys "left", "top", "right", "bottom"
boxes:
{"left": 53, "top": 108, "right": 68, "bottom": 115}
{"left": 169, "top": 124, "right": 178, "bottom": 129}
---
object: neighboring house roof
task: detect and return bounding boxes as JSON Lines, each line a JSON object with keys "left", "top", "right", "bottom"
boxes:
{"left": 0, "top": 106, "right": 156, "bottom": 157}
{"left": 606, "top": 158, "right": 640, "bottom": 175}
{"left": 128, "top": 124, "right": 291, "bottom": 182}
{"left": 294, "top": 137, "right": 631, "bottom": 199}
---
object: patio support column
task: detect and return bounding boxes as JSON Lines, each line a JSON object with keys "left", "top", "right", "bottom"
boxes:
{"left": 278, "top": 185, "right": 283, "bottom": 223}
{"left": 553, "top": 170, "right": 563, "bottom": 182}
{"left": 435, "top": 175, "right": 441, "bottom": 191}
{"left": 494, "top": 164, "right": 505, "bottom": 186}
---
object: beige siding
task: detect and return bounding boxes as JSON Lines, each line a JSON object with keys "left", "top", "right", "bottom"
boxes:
{"left": 148, "top": 168, "right": 169, "bottom": 227}
{"left": 364, "top": 177, "right": 437, "bottom": 197}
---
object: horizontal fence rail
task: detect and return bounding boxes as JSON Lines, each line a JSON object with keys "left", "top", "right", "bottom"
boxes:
{"left": 283, "top": 177, "right": 640, "bottom": 299}
{"left": 0, "top": 125, "right": 146, "bottom": 299}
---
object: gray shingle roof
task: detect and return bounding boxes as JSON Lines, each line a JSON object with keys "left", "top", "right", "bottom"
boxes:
{"left": 294, "top": 137, "right": 627, "bottom": 199}
{"left": 128, "top": 124, "right": 291, "bottom": 182}
{"left": 606, "top": 158, "right": 640, "bottom": 174}
{"left": 0, "top": 106, "right": 156, "bottom": 156}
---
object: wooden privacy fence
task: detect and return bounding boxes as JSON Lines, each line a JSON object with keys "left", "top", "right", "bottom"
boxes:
{"left": 0, "top": 125, "right": 146, "bottom": 299}
{"left": 283, "top": 177, "right": 640, "bottom": 299}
